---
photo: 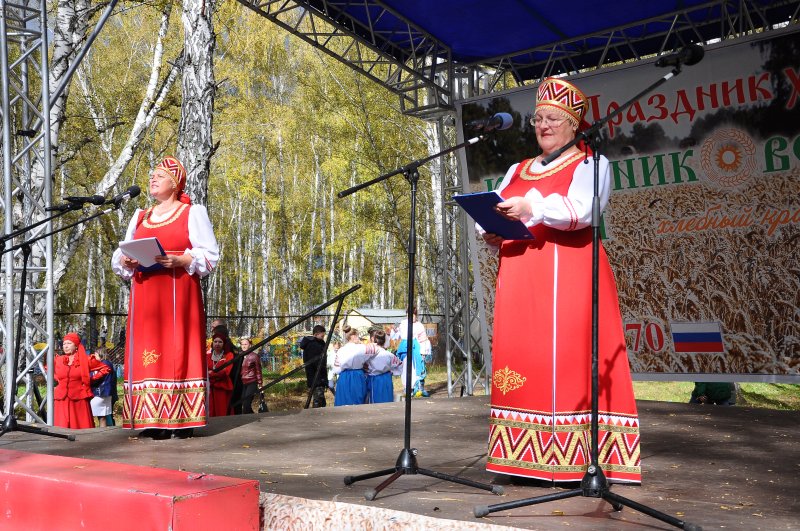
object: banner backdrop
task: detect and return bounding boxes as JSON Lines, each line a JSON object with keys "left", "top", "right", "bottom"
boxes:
{"left": 457, "top": 27, "right": 800, "bottom": 382}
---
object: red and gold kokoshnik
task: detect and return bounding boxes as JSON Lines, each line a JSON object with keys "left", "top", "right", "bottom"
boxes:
{"left": 536, "top": 77, "right": 588, "bottom": 125}
{"left": 154, "top": 156, "right": 187, "bottom": 191}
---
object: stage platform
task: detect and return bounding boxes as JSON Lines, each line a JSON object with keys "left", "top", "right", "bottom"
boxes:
{"left": 0, "top": 396, "right": 797, "bottom": 530}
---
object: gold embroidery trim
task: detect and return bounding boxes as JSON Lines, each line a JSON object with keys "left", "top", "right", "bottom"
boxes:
{"left": 142, "top": 349, "right": 161, "bottom": 367}
{"left": 493, "top": 366, "right": 526, "bottom": 395}
{"left": 519, "top": 151, "right": 584, "bottom": 180}
{"left": 142, "top": 203, "right": 189, "bottom": 229}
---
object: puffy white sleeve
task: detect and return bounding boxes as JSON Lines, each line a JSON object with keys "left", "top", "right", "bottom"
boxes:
{"left": 186, "top": 205, "right": 220, "bottom": 278}
{"left": 111, "top": 209, "right": 143, "bottom": 281}
{"left": 413, "top": 321, "right": 428, "bottom": 344}
{"left": 523, "top": 155, "right": 610, "bottom": 231}
{"left": 367, "top": 348, "right": 401, "bottom": 375}
{"left": 398, "top": 319, "right": 409, "bottom": 340}
{"left": 334, "top": 344, "right": 377, "bottom": 371}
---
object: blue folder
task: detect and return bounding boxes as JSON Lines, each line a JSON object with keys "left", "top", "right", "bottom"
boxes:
{"left": 453, "top": 191, "right": 534, "bottom": 240}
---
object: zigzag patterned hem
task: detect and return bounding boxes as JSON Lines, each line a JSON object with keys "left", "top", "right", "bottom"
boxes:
{"left": 488, "top": 408, "right": 641, "bottom": 483}
{"left": 123, "top": 378, "right": 208, "bottom": 429}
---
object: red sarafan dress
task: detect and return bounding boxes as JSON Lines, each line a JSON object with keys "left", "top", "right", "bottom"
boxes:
{"left": 112, "top": 203, "right": 218, "bottom": 430}
{"left": 486, "top": 151, "right": 641, "bottom": 483}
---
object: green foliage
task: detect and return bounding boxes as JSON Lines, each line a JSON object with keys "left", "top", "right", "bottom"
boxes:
{"left": 55, "top": 1, "right": 442, "bottom": 325}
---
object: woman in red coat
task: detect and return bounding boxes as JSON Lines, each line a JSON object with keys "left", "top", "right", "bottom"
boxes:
{"left": 54, "top": 333, "right": 111, "bottom": 429}
{"left": 207, "top": 333, "right": 234, "bottom": 417}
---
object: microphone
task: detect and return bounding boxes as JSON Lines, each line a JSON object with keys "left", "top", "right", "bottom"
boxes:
{"left": 105, "top": 185, "right": 141, "bottom": 206}
{"left": 64, "top": 195, "right": 106, "bottom": 206}
{"left": 45, "top": 194, "right": 106, "bottom": 212}
{"left": 466, "top": 112, "right": 514, "bottom": 132}
{"left": 655, "top": 44, "right": 704, "bottom": 68}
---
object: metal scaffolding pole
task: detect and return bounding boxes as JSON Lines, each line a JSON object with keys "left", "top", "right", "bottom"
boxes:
{"left": 437, "top": 115, "right": 488, "bottom": 398}
{"left": 1, "top": 0, "right": 54, "bottom": 424}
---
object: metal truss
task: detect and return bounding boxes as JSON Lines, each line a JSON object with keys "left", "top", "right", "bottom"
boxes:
{"left": 476, "top": 0, "right": 800, "bottom": 94}
{"left": 0, "top": 0, "right": 118, "bottom": 428}
{"left": 437, "top": 117, "right": 487, "bottom": 397}
{"left": 0, "top": 0, "right": 55, "bottom": 424}
{"left": 237, "top": 1, "right": 798, "bottom": 115}
{"left": 233, "top": 0, "right": 453, "bottom": 119}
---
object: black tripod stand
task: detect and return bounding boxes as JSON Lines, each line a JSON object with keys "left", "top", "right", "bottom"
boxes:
{"left": 339, "top": 138, "right": 504, "bottom": 501}
{"left": 0, "top": 197, "right": 130, "bottom": 440}
{"left": 474, "top": 53, "right": 704, "bottom": 531}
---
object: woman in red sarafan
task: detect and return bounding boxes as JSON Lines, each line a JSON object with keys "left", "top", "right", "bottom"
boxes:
{"left": 112, "top": 156, "right": 219, "bottom": 440}
{"left": 53, "top": 333, "right": 110, "bottom": 429}
{"left": 481, "top": 78, "right": 641, "bottom": 484}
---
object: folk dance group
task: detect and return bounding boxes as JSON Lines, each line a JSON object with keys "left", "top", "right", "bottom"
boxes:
{"left": 55, "top": 75, "right": 640, "bottom": 487}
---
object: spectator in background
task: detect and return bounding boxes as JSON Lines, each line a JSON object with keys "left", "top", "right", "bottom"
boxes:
{"left": 389, "top": 324, "right": 401, "bottom": 351}
{"left": 327, "top": 338, "right": 341, "bottom": 392}
{"left": 207, "top": 332, "right": 234, "bottom": 417}
{"left": 90, "top": 348, "right": 117, "bottom": 427}
{"left": 333, "top": 326, "right": 380, "bottom": 406}
{"left": 299, "top": 325, "right": 328, "bottom": 408}
{"left": 210, "top": 320, "right": 243, "bottom": 412}
{"left": 366, "top": 329, "right": 402, "bottom": 404}
{"left": 237, "top": 337, "right": 263, "bottom": 414}
{"left": 53, "top": 333, "right": 110, "bottom": 429}
{"left": 690, "top": 382, "right": 735, "bottom": 405}
{"left": 398, "top": 307, "right": 429, "bottom": 397}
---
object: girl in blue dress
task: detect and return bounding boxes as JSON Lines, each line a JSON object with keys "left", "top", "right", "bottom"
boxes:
{"left": 366, "top": 330, "right": 402, "bottom": 404}
{"left": 333, "top": 326, "right": 377, "bottom": 406}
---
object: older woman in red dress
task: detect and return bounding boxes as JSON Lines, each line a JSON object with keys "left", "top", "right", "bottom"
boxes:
{"left": 112, "top": 157, "right": 219, "bottom": 439}
{"left": 482, "top": 78, "right": 641, "bottom": 484}
{"left": 53, "top": 333, "right": 110, "bottom": 429}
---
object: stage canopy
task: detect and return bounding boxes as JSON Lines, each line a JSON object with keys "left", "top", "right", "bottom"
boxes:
{"left": 237, "top": 0, "right": 798, "bottom": 116}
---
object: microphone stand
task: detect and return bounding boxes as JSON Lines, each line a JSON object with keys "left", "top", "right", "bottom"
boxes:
{"left": 339, "top": 133, "right": 504, "bottom": 500}
{"left": 473, "top": 64, "right": 702, "bottom": 530}
{"left": 0, "top": 201, "right": 130, "bottom": 440}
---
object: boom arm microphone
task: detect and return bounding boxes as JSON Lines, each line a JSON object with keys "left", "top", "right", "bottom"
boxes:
{"left": 45, "top": 194, "right": 106, "bottom": 212}
{"left": 655, "top": 44, "right": 704, "bottom": 68}
{"left": 65, "top": 195, "right": 106, "bottom": 205}
{"left": 466, "top": 112, "right": 514, "bottom": 132}
{"left": 106, "top": 185, "right": 141, "bottom": 207}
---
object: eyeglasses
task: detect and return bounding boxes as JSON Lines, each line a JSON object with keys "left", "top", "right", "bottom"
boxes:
{"left": 530, "top": 115, "right": 568, "bottom": 128}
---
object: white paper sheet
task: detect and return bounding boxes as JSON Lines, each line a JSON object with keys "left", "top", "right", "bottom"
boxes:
{"left": 118, "top": 237, "right": 165, "bottom": 267}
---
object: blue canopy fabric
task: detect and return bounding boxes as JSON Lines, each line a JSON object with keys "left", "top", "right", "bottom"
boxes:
{"left": 321, "top": 0, "right": 795, "bottom": 81}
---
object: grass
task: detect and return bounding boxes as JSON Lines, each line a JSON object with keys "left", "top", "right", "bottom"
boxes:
{"left": 632, "top": 381, "right": 800, "bottom": 410}
{"left": 423, "top": 365, "right": 800, "bottom": 411}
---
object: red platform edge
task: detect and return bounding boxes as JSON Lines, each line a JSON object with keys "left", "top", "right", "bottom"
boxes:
{"left": 0, "top": 448, "right": 260, "bottom": 530}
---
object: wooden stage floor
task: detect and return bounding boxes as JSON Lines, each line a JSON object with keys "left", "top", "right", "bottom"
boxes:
{"left": 0, "top": 396, "right": 797, "bottom": 530}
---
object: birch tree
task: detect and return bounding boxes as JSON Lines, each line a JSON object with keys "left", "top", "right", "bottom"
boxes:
{"left": 52, "top": 2, "right": 183, "bottom": 294}
{"left": 177, "top": 0, "right": 217, "bottom": 205}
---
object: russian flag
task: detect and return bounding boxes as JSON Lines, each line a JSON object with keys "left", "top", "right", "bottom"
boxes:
{"left": 669, "top": 322, "right": 725, "bottom": 353}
